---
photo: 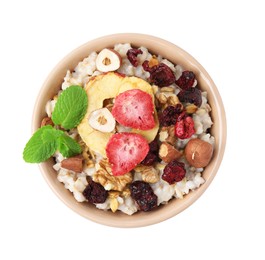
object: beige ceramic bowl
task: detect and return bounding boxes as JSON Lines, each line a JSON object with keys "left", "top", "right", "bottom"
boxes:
{"left": 33, "top": 33, "right": 226, "bottom": 227}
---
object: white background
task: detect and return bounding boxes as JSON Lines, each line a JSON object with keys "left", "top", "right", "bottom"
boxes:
{"left": 1, "top": 0, "right": 264, "bottom": 259}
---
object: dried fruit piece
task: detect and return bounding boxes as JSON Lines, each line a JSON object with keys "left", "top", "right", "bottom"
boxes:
{"left": 61, "top": 155, "right": 84, "bottom": 173}
{"left": 141, "top": 140, "right": 159, "bottom": 166}
{"left": 83, "top": 179, "right": 108, "bottom": 204}
{"left": 126, "top": 48, "right": 143, "bottom": 67}
{"left": 143, "top": 61, "right": 176, "bottom": 87}
{"left": 141, "top": 153, "right": 158, "bottom": 166}
{"left": 176, "top": 71, "right": 196, "bottom": 89}
{"left": 96, "top": 48, "right": 122, "bottom": 72}
{"left": 178, "top": 87, "right": 202, "bottom": 107}
{"left": 106, "top": 133, "right": 149, "bottom": 176}
{"left": 175, "top": 112, "right": 195, "bottom": 139}
{"left": 159, "top": 104, "right": 183, "bottom": 127}
{"left": 159, "top": 142, "right": 182, "bottom": 163}
{"left": 130, "top": 181, "right": 157, "bottom": 211}
{"left": 162, "top": 160, "right": 186, "bottom": 184}
{"left": 112, "top": 89, "right": 155, "bottom": 130}
{"left": 185, "top": 138, "right": 213, "bottom": 168}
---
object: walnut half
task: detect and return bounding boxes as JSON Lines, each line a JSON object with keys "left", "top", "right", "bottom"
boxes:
{"left": 93, "top": 159, "right": 132, "bottom": 191}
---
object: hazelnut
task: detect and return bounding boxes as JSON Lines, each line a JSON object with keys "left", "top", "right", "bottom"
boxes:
{"left": 96, "top": 48, "right": 122, "bottom": 72}
{"left": 185, "top": 138, "right": 213, "bottom": 168}
{"left": 159, "top": 142, "right": 182, "bottom": 163}
{"left": 88, "top": 108, "right": 116, "bottom": 132}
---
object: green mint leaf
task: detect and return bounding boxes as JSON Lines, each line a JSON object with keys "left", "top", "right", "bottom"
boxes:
{"left": 57, "top": 134, "right": 81, "bottom": 158}
{"left": 23, "top": 126, "right": 57, "bottom": 163}
{"left": 52, "top": 85, "right": 88, "bottom": 130}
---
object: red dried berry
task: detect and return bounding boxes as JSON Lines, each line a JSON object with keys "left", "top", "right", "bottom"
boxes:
{"left": 148, "top": 140, "right": 159, "bottom": 153}
{"left": 176, "top": 71, "right": 196, "bottom": 89}
{"left": 130, "top": 181, "right": 158, "bottom": 212}
{"left": 162, "top": 160, "right": 186, "bottom": 184}
{"left": 175, "top": 112, "right": 195, "bottom": 139}
{"left": 127, "top": 48, "right": 143, "bottom": 67}
{"left": 83, "top": 180, "right": 108, "bottom": 204}
{"left": 159, "top": 104, "right": 183, "bottom": 127}
{"left": 143, "top": 61, "right": 176, "bottom": 87}
{"left": 141, "top": 140, "right": 159, "bottom": 166}
{"left": 141, "top": 152, "right": 159, "bottom": 166}
{"left": 178, "top": 87, "right": 202, "bottom": 107}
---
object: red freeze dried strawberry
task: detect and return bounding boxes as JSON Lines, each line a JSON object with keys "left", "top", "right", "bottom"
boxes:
{"left": 112, "top": 89, "right": 155, "bottom": 130}
{"left": 162, "top": 160, "right": 186, "bottom": 184}
{"left": 127, "top": 48, "right": 143, "bottom": 67}
{"left": 106, "top": 133, "right": 149, "bottom": 176}
{"left": 175, "top": 112, "right": 195, "bottom": 139}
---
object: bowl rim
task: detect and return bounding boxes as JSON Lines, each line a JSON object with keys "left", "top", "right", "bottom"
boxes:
{"left": 32, "top": 33, "right": 227, "bottom": 227}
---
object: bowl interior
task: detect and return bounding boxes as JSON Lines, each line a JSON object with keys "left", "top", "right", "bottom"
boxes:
{"left": 33, "top": 34, "right": 226, "bottom": 227}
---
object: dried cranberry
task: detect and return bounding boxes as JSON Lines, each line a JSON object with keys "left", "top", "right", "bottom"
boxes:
{"left": 127, "top": 48, "right": 143, "bottom": 67}
{"left": 130, "top": 181, "right": 158, "bottom": 211}
{"left": 141, "top": 153, "right": 158, "bottom": 166}
{"left": 176, "top": 71, "right": 196, "bottom": 89}
{"left": 159, "top": 104, "right": 183, "bottom": 127}
{"left": 178, "top": 87, "right": 202, "bottom": 107}
{"left": 149, "top": 140, "right": 159, "bottom": 153}
{"left": 175, "top": 112, "right": 195, "bottom": 139}
{"left": 141, "top": 140, "right": 159, "bottom": 166}
{"left": 143, "top": 61, "right": 176, "bottom": 87}
{"left": 83, "top": 180, "right": 108, "bottom": 204}
{"left": 142, "top": 60, "right": 151, "bottom": 72}
{"left": 162, "top": 160, "right": 186, "bottom": 184}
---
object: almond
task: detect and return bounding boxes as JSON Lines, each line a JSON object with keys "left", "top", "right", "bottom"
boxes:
{"left": 40, "top": 117, "right": 53, "bottom": 127}
{"left": 61, "top": 155, "right": 84, "bottom": 173}
{"left": 159, "top": 142, "right": 182, "bottom": 163}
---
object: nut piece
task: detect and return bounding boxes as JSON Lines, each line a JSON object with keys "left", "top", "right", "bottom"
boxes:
{"left": 93, "top": 159, "right": 132, "bottom": 191}
{"left": 167, "top": 95, "right": 180, "bottom": 106}
{"left": 88, "top": 108, "right": 116, "bottom": 132}
{"left": 185, "top": 104, "right": 198, "bottom": 114}
{"left": 159, "top": 142, "right": 182, "bottom": 163}
{"left": 109, "top": 197, "right": 119, "bottom": 213}
{"left": 148, "top": 56, "right": 159, "bottom": 67}
{"left": 160, "top": 87, "right": 175, "bottom": 93}
{"left": 96, "top": 48, "right": 122, "bottom": 72}
{"left": 61, "top": 155, "right": 84, "bottom": 173}
{"left": 141, "top": 166, "right": 159, "bottom": 184}
{"left": 159, "top": 126, "right": 177, "bottom": 145}
{"left": 41, "top": 117, "right": 53, "bottom": 127}
{"left": 185, "top": 138, "right": 213, "bottom": 168}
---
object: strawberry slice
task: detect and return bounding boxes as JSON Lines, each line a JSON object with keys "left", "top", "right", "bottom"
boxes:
{"left": 112, "top": 89, "right": 155, "bottom": 130}
{"left": 106, "top": 133, "right": 149, "bottom": 176}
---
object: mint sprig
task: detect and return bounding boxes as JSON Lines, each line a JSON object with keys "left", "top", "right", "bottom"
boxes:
{"left": 52, "top": 85, "right": 88, "bottom": 130}
{"left": 23, "top": 126, "right": 81, "bottom": 163}
{"left": 57, "top": 134, "right": 81, "bottom": 158}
